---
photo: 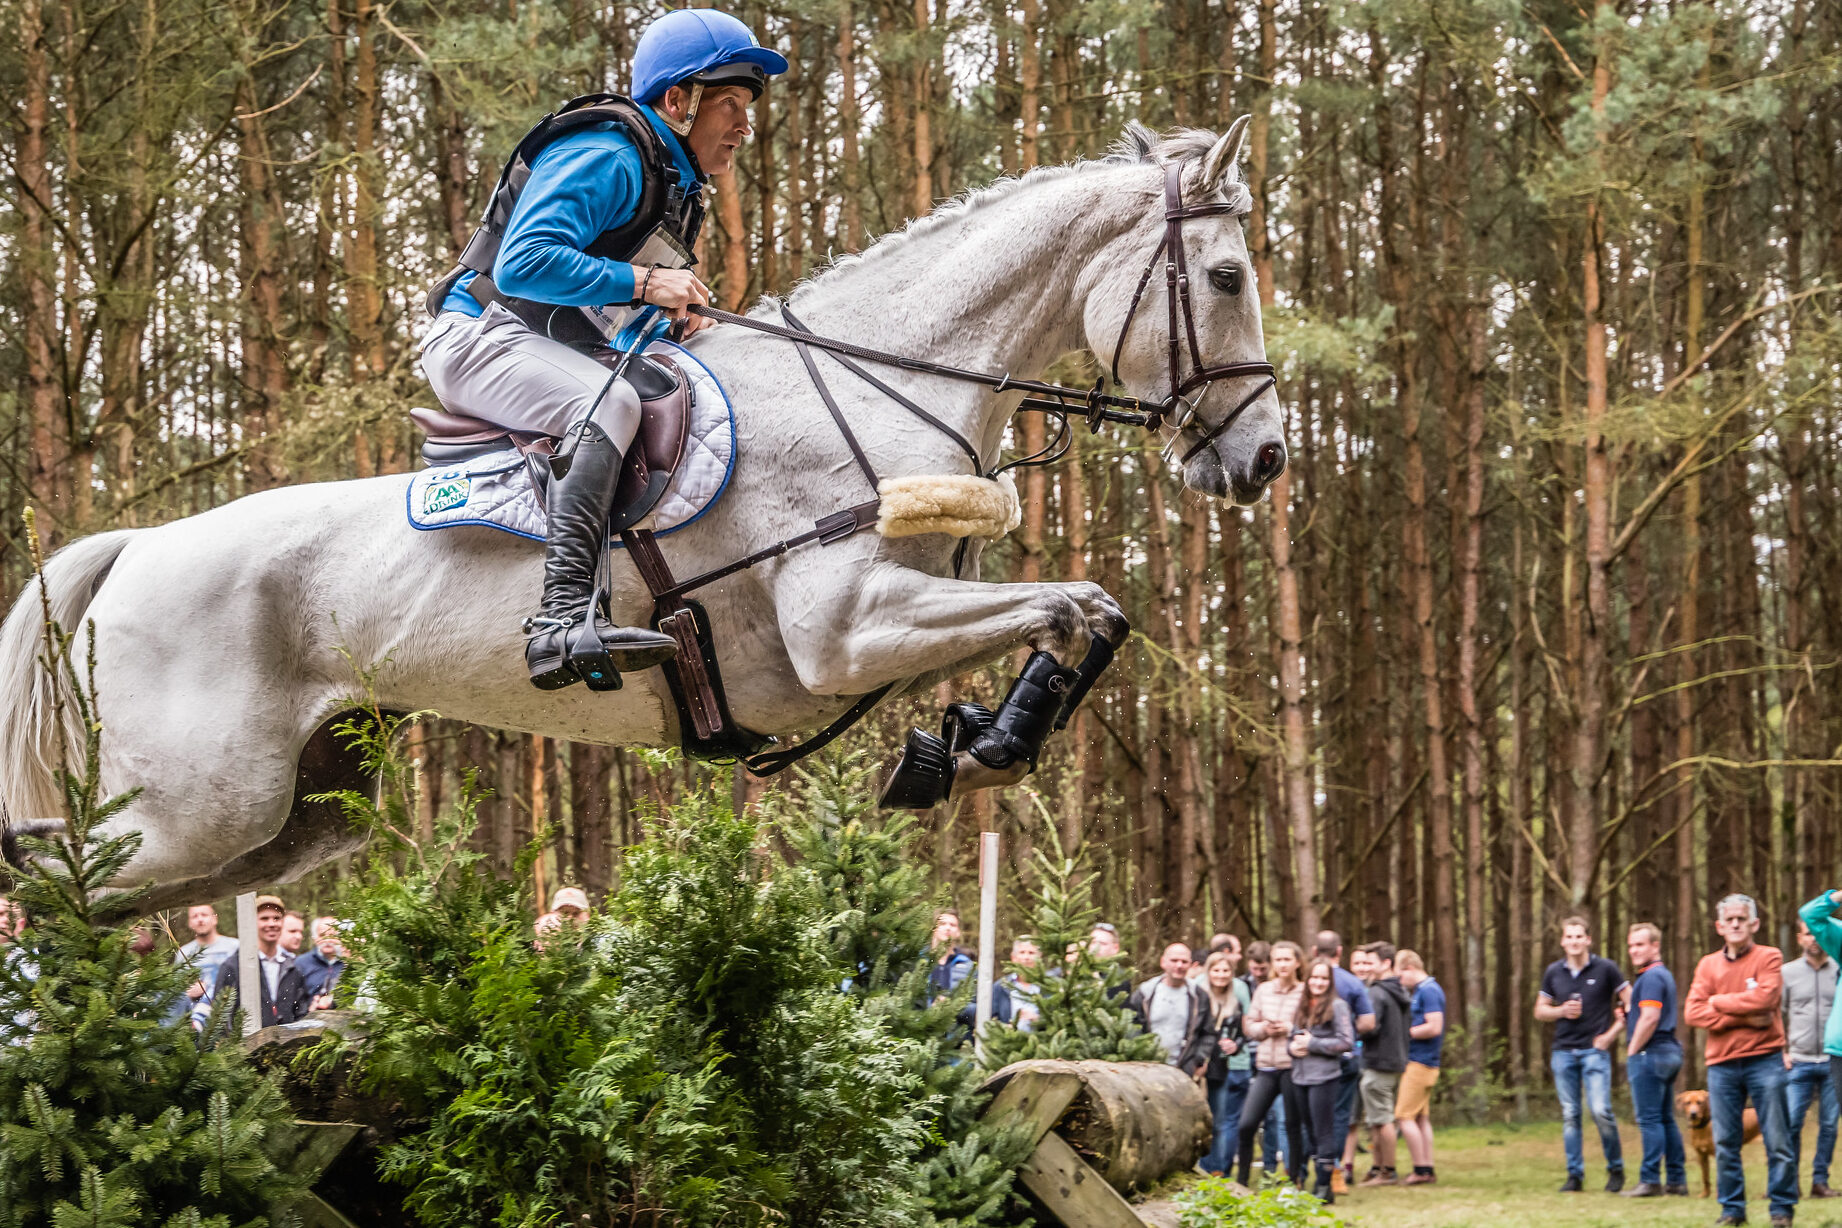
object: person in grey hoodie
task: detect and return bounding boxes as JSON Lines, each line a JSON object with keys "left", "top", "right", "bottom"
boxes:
{"left": 1357, "top": 942, "right": 1412, "bottom": 1185}
{"left": 1288, "top": 958, "right": 1355, "bottom": 1202}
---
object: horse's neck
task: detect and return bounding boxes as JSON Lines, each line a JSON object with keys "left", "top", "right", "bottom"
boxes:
{"left": 784, "top": 170, "right": 1135, "bottom": 459}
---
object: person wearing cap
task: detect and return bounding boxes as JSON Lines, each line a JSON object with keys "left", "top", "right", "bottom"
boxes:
{"left": 551, "top": 886, "right": 591, "bottom": 924}
{"left": 419, "top": 9, "right": 788, "bottom": 693}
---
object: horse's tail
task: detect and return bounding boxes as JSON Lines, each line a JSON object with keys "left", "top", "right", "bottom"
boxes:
{"left": 0, "top": 530, "right": 138, "bottom": 835}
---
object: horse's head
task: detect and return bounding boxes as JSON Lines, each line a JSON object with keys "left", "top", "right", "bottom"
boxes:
{"left": 1085, "top": 120, "right": 1287, "bottom": 505}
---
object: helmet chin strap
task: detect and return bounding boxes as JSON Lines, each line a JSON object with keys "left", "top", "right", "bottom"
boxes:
{"left": 660, "top": 81, "right": 703, "bottom": 137}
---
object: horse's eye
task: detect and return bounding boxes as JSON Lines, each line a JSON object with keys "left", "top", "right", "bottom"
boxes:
{"left": 1210, "top": 266, "right": 1244, "bottom": 296}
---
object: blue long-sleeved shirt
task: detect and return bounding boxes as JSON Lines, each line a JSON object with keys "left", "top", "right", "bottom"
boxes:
{"left": 442, "top": 103, "right": 702, "bottom": 317}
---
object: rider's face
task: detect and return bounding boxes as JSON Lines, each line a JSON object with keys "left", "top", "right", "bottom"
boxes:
{"left": 685, "top": 85, "right": 755, "bottom": 176}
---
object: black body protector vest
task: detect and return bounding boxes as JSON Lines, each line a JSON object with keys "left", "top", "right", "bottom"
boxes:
{"left": 426, "top": 93, "right": 706, "bottom": 350}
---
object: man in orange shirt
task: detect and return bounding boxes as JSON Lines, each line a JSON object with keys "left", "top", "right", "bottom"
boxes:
{"left": 1685, "top": 893, "right": 1798, "bottom": 1227}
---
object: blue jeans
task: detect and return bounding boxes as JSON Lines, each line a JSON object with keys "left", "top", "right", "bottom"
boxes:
{"left": 1330, "top": 1061, "right": 1361, "bottom": 1163}
{"left": 1551, "top": 1046, "right": 1622, "bottom": 1178}
{"left": 1627, "top": 1044, "right": 1686, "bottom": 1186}
{"left": 1707, "top": 1052, "right": 1798, "bottom": 1220}
{"left": 1787, "top": 1059, "right": 1838, "bottom": 1187}
{"left": 1203, "top": 1069, "right": 1252, "bottom": 1173}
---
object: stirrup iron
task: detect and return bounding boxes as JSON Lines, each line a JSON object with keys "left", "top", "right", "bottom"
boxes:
{"left": 564, "top": 587, "right": 623, "bottom": 692}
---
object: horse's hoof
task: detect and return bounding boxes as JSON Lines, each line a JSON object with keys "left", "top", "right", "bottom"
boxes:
{"left": 941, "top": 703, "right": 995, "bottom": 755}
{"left": 1, "top": 817, "right": 67, "bottom": 880}
{"left": 946, "top": 751, "right": 1031, "bottom": 799}
{"left": 879, "top": 728, "right": 955, "bottom": 809}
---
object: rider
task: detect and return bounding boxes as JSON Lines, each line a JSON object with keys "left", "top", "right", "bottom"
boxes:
{"left": 419, "top": 10, "right": 786, "bottom": 691}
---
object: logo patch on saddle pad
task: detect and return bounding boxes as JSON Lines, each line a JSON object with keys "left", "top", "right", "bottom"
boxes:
{"left": 422, "top": 473, "right": 472, "bottom": 516}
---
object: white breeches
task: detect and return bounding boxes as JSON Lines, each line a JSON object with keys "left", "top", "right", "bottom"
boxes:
{"left": 418, "top": 303, "right": 642, "bottom": 448}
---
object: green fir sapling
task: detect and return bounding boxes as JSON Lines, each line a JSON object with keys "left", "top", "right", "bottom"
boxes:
{"left": 310, "top": 711, "right": 930, "bottom": 1228}
{"left": 977, "top": 823, "right": 1164, "bottom": 1069}
{"left": 783, "top": 757, "right": 1037, "bottom": 1227}
{"left": 0, "top": 510, "right": 304, "bottom": 1228}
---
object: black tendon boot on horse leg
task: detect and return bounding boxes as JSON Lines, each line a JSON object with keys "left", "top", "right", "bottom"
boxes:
{"left": 524, "top": 382, "right": 678, "bottom": 691}
{"left": 881, "top": 648, "right": 1082, "bottom": 809}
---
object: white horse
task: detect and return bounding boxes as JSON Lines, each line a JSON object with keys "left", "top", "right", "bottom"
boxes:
{"left": 0, "top": 123, "right": 1286, "bottom": 909}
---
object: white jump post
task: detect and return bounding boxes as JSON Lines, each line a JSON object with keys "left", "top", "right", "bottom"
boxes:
{"left": 235, "top": 891, "right": 260, "bottom": 1038}
{"left": 973, "top": 830, "right": 1000, "bottom": 1059}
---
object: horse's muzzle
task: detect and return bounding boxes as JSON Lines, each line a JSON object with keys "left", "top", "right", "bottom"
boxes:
{"left": 1238, "top": 439, "right": 1288, "bottom": 498}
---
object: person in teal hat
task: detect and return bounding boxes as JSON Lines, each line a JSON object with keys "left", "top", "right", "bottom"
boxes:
{"left": 420, "top": 10, "right": 787, "bottom": 692}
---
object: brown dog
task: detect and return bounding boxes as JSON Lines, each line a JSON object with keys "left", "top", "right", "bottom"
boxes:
{"left": 1677, "top": 1089, "right": 1762, "bottom": 1198}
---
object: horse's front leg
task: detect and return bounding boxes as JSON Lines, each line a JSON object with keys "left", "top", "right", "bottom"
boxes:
{"left": 770, "top": 559, "right": 1128, "bottom": 808}
{"left": 773, "top": 559, "right": 1126, "bottom": 695}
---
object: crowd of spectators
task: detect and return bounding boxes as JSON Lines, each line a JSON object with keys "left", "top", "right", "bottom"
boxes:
{"left": 1115, "top": 929, "right": 1445, "bottom": 1204}
{"left": 1518, "top": 891, "right": 1842, "bottom": 1227}
{"left": 915, "top": 909, "right": 1446, "bottom": 1205}
{"left": 21, "top": 871, "right": 1842, "bottom": 1221}
{"left": 0, "top": 890, "right": 349, "bottom": 1039}
{"left": 182, "top": 896, "right": 347, "bottom": 1033}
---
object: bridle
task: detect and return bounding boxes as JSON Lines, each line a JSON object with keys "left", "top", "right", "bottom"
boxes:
{"left": 1108, "top": 160, "right": 1278, "bottom": 464}
{"left": 686, "top": 157, "right": 1279, "bottom": 474}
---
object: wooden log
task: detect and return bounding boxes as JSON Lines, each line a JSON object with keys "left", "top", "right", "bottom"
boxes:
{"left": 982, "top": 1059, "right": 1211, "bottom": 1194}
{"left": 1016, "top": 1129, "right": 1146, "bottom": 1228}
{"left": 265, "top": 1120, "right": 362, "bottom": 1181}
{"left": 1055, "top": 1061, "right": 1210, "bottom": 1192}
{"left": 1134, "top": 1203, "right": 1184, "bottom": 1228}
{"left": 980, "top": 1061, "right": 1086, "bottom": 1149}
{"left": 263, "top": 1121, "right": 366, "bottom": 1228}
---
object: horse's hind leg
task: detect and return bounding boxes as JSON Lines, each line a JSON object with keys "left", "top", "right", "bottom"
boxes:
{"left": 131, "top": 713, "right": 376, "bottom": 914}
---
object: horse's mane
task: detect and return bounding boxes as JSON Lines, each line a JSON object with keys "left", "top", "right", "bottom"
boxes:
{"left": 788, "top": 122, "right": 1250, "bottom": 297}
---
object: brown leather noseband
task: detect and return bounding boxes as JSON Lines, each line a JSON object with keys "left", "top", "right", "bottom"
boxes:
{"left": 1109, "top": 161, "right": 1278, "bottom": 464}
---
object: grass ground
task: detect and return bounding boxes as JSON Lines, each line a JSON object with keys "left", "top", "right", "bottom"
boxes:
{"left": 1312, "top": 1118, "right": 1842, "bottom": 1228}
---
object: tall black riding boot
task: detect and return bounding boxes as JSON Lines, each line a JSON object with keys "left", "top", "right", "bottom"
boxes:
{"left": 524, "top": 417, "right": 677, "bottom": 692}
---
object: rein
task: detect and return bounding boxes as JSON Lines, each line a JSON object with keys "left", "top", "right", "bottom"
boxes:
{"left": 628, "top": 158, "right": 1281, "bottom": 776}
{"left": 686, "top": 158, "right": 1278, "bottom": 471}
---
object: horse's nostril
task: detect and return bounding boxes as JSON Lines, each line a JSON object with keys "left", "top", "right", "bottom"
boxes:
{"left": 1255, "top": 441, "right": 1287, "bottom": 482}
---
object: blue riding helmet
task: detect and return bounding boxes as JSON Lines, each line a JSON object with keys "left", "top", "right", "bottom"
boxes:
{"left": 630, "top": 10, "right": 789, "bottom": 105}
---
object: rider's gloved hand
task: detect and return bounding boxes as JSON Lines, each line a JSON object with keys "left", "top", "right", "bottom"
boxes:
{"left": 633, "top": 265, "right": 715, "bottom": 337}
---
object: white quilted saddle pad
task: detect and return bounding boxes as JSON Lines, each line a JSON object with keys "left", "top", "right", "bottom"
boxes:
{"left": 406, "top": 339, "right": 735, "bottom": 544}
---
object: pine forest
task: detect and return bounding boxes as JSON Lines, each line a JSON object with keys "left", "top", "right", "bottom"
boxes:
{"left": 1, "top": 0, "right": 1839, "bottom": 1092}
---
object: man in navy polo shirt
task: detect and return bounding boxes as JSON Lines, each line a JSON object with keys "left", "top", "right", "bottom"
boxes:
{"left": 1536, "top": 914, "right": 1629, "bottom": 1192}
{"left": 1315, "top": 930, "right": 1377, "bottom": 1193}
{"left": 1621, "top": 920, "right": 1688, "bottom": 1197}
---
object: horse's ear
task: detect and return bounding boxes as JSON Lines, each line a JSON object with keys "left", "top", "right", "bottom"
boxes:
{"left": 1201, "top": 116, "right": 1253, "bottom": 193}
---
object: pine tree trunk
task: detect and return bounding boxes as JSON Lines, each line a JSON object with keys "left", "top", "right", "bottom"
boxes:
{"left": 236, "top": 69, "right": 293, "bottom": 491}
{"left": 1570, "top": 11, "right": 1614, "bottom": 909}
{"left": 912, "top": 0, "right": 932, "bottom": 216}
{"left": 714, "top": 171, "right": 750, "bottom": 310}
{"left": 835, "top": 0, "right": 864, "bottom": 250}
{"left": 19, "top": 0, "right": 68, "bottom": 537}
{"left": 783, "top": 23, "right": 806, "bottom": 282}
{"left": 1456, "top": 303, "right": 1487, "bottom": 1061}
{"left": 431, "top": 75, "right": 472, "bottom": 257}
{"left": 1019, "top": 0, "right": 1041, "bottom": 170}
